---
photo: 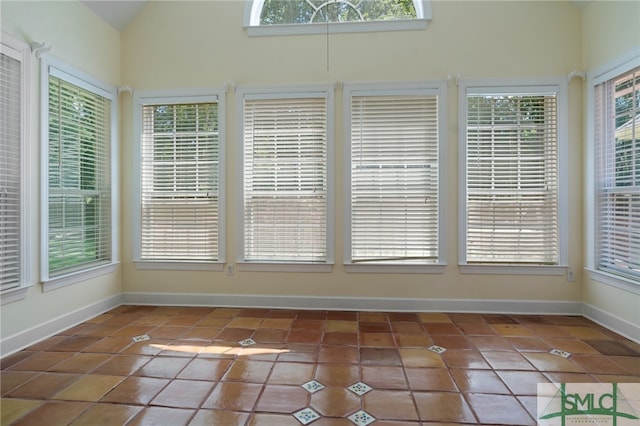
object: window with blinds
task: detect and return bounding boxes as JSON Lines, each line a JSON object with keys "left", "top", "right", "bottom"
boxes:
{"left": 594, "top": 66, "right": 640, "bottom": 281}
{"left": 463, "top": 89, "right": 560, "bottom": 264}
{"left": 47, "top": 74, "right": 112, "bottom": 278}
{"left": 347, "top": 90, "right": 441, "bottom": 264}
{"left": 241, "top": 93, "right": 329, "bottom": 263}
{"left": 140, "top": 101, "right": 220, "bottom": 262}
{"left": 0, "top": 40, "right": 23, "bottom": 292}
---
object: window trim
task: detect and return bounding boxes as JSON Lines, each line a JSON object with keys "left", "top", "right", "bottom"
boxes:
{"left": 458, "top": 78, "right": 569, "bottom": 274}
{"left": 0, "top": 32, "right": 31, "bottom": 304}
{"left": 586, "top": 47, "right": 640, "bottom": 288}
{"left": 40, "top": 55, "right": 119, "bottom": 290}
{"left": 343, "top": 81, "right": 447, "bottom": 273}
{"left": 243, "top": 0, "right": 431, "bottom": 36}
{"left": 132, "top": 89, "right": 226, "bottom": 271}
{"left": 236, "top": 84, "right": 335, "bottom": 272}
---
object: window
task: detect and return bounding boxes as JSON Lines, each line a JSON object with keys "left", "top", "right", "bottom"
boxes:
{"left": 238, "top": 86, "right": 333, "bottom": 270}
{"left": 344, "top": 83, "right": 446, "bottom": 272}
{"left": 1, "top": 33, "right": 29, "bottom": 299}
{"left": 459, "top": 81, "right": 567, "bottom": 271}
{"left": 594, "top": 66, "right": 639, "bottom": 283}
{"left": 42, "top": 57, "right": 117, "bottom": 286}
{"left": 245, "top": 0, "right": 431, "bottom": 36}
{"left": 134, "top": 92, "right": 224, "bottom": 269}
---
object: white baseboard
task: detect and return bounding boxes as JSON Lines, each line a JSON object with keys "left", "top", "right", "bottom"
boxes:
{"left": 122, "top": 292, "right": 583, "bottom": 315}
{"left": 582, "top": 303, "right": 640, "bottom": 344}
{"left": 3, "top": 292, "right": 636, "bottom": 359}
{"left": 0, "top": 294, "right": 123, "bottom": 358}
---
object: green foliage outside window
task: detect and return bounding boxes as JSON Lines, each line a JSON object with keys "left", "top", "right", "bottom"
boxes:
{"left": 260, "top": 0, "right": 416, "bottom": 24}
{"left": 48, "top": 76, "right": 111, "bottom": 276}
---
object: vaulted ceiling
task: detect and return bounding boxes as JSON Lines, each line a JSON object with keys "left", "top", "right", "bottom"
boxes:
{"left": 81, "top": 0, "right": 147, "bottom": 31}
{"left": 81, "top": 0, "right": 591, "bottom": 33}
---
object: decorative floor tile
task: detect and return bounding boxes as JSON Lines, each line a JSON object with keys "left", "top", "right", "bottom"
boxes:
{"left": 427, "top": 344, "right": 447, "bottom": 354}
{"left": 293, "top": 407, "right": 321, "bottom": 425}
{"left": 301, "top": 380, "right": 325, "bottom": 394}
{"left": 348, "top": 410, "right": 376, "bottom": 426}
{"left": 4, "top": 306, "right": 639, "bottom": 426}
{"left": 348, "top": 382, "right": 372, "bottom": 396}
{"left": 239, "top": 338, "right": 256, "bottom": 347}
{"left": 550, "top": 348, "right": 571, "bottom": 358}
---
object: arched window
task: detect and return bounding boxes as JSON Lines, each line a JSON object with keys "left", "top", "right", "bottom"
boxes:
{"left": 244, "top": 0, "right": 432, "bottom": 36}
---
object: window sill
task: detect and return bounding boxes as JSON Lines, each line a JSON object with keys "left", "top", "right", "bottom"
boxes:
{"left": 345, "top": 263, "right": 446, "bottom": 274}
{"left": 245, "top": 19, "right": 428, "bottom": 37}
{"left": 1, "top": 286, "right": 31, "bottom": 305}
{"left": 134, "top": 261, "right": 224, "bottom": 272}
{"left": 459, "top": 264, "right": 567, "bottom": 276}
{"left": 42, "top": 263, "right": 118, "bottom": 292}
{"left": 587, "top": 268, "right": 640, "bottom": 295}
{"left": 238, "top": 262, "right": 333, "bottom": 273}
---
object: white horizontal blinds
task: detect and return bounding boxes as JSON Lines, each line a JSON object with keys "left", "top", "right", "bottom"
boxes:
{"left": 466, "top": 92, "right": 559, "bottom": 264}
{"left": 0, "top": 49, "right": 21, "bottom": 291}
{"left": 350, "top": 94, "right": 439, "bottom": 264}
{"left": 48, "top": 75, "right": 111, "bottom": 277}
{"left": 595, "top": 67, "right": 640, "bottom": 280}
{"left": 140, "top": 102, "right": 220, "bottom": 261}
{"left": 243, "top": 96, "right": 327, "bottom": 262}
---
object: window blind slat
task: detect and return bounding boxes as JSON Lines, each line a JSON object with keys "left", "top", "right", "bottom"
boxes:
{"left": 243, "top": 96, "right": 327, "bottom": 263}
{"left": 350, "top": 94, "right": 439, "bottom": 264}
{"left": 595, "top": 66, "right": 639, "bottom": 280}
{"left": 48, "top": 75, "right": 112, "bottom": 277}
{"left": 465, "top": 93, "right": 559, "bottom": 264}
{"left": 140, "top": 102, "right": 220, "bottom": 261}
{"left": 0, "top": 49, "right": 22, "bottom": 291}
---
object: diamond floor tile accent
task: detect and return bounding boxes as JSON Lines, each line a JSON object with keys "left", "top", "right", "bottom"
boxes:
{"left": 3, "top": 306, "right": 637, "bottom": 426}
{"left": 293, "top": 407, "right": 321, "bottom": 425}
{"left": 428, "top": 344, "right": 447, "bottom": 354}
{"left": 238, "top": 338, "right": 256, "bottom": 347}
{"left": 348, "top": 410, "right": 376, "bottom": 426}
{"left": 348, "top": 382, "right": 372, "bottom": 396}
{"left": 550, "top": 348, "right": 571, "bottom": 358}
{"left": 301, "top": 380, "right": 325, "bottom": 393}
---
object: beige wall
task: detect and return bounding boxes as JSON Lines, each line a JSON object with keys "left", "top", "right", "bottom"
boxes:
{"left": 4, "top": 0, "right": 636, "bottom": 352}
{"left": 120, "top": 1, "right": 584, "bottom": 304}
{"left": 582, "top": 0, "right": 640, "bottom": 69}
{"left": 0, "top": 1, "right": 122, "bottom": 340}
{"left": 581, "top": 0, "right": 640, "bottom": 329}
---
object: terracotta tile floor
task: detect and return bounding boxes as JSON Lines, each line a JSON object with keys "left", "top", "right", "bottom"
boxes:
{"left": 2, "top": 306, "right": 639, "bottom": 425}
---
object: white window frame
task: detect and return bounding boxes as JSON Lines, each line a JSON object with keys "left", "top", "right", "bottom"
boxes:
{"left": 586, "top": 47, "right": 640, "bottom": 294}
{"left": 1, "top": 32, "right": 31, "bottom": 304}
{"left": 132, "top": 89, "right": 225, "bottom": 271}
{"left": 458, "top": 78, "right": 568, "bottom": 275}
{"left": 40, "top": 55, "right": 119, "bottom": 291}
{"left": 243, "top": 0, "right": 432, "bottom": 36}
{"left": 343, "top": 81, "right": 447, "bottom": 274}
{"left": 236, "top": 84, "right": 334, "bottom": 272}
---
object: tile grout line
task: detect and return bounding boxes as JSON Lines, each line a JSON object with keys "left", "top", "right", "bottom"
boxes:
{"left": 2, "top": 307, "right": 639, "bottom": 425}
